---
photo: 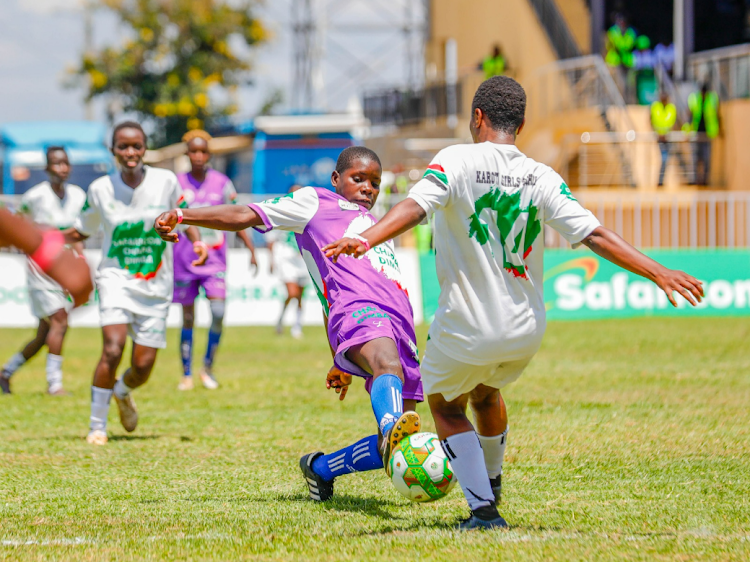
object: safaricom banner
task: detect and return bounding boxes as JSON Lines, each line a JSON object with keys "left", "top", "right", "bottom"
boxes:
{"left": 545, "top": 249, "right": 750, "bottom": 319}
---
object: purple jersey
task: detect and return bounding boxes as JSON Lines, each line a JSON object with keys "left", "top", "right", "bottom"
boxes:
{"left": 174, "top": 169, "right": 238, "bottom": 278}
{"left": 250, "top": 187, "right": 422, "bottom": 400}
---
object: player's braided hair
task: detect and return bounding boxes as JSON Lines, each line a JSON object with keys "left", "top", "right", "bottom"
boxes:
{"left": 335, "top": 146, "right": 381, "bottom": 174}
{"left": 111, "top": 121, "right": 147, "bottom": 146}
{"left": 471, "top": 76, "right": 526, "bottom": 135}
{"left": 182, "top": 129, "right": 213, "bottom": 144}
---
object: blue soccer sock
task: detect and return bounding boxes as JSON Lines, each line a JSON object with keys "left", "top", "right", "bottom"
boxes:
{"left": 180, "top": 328, "right": 193, "bottom": 377}
{"left": 204, "top": 329, "right": 222, "bottom": 369}
{"left": 370, "top": 373, "right": 403, "bottom": 436}
{"left": 311, "top": 435, "right": 384, "bottom": 482}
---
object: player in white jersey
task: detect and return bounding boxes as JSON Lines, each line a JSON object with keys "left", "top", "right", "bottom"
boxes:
{"left": 62, "top": 122, "right": 208, "bottom": 445}
{"left": 324, "top": 77, "right": 704, "bottom": 530}
{"left": 266, "top": 185, "right": 309, "bottom": 338}
{"left": 1, "top": 147, "right": 87, "bottom": 395}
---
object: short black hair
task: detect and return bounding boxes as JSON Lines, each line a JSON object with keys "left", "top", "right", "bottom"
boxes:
{"left": 471, "top": 76, "right": 526, "bottom": 135}
{"left": 111, "top": 120, "right": 147, "bottom": 146}
{"left": 335, "top": 146, "right": 381, "bottom": 174}
{"left": 45, "top": 145, "right": 67, "bottom": 165}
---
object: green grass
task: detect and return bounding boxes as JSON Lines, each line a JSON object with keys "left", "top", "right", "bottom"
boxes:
{"left": 0, "top": 318, "right": 749, "bottom": 561}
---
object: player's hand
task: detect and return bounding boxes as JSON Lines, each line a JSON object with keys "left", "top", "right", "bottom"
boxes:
{"left": 192, "top": 241, "right": 209, "bottom": 266}
{"left": 155, "top": 211, "right": 180, "bottom": 243}
{"left": 322, "top": 237, "right": 368, "bottom": 263}
{"left": 46, "top": 250, "right": 93, "bottom": 308}
{"left": 326, "top": 366, "right": 352, "bottom": 401}
{"left": 654, "top": 268, "right": 704, "bottom": 307}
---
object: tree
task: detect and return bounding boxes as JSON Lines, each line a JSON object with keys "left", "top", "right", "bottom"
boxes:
{"left": 72, "top": 0, "right": 266, "bottom": 147}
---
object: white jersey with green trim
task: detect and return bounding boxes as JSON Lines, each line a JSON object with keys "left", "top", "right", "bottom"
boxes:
{"left": 408, "top": 142, "right": 601, "bottom": 365}
{"left": 20, "top": 181, "right": 87, "bottom": 293}
{"left": 74, "top": 166, "right": 187, "bottom": 318}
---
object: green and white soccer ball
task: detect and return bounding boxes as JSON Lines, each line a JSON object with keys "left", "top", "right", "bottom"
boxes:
{"left": 389, "top": 432, "right": 457, "bottom": 502}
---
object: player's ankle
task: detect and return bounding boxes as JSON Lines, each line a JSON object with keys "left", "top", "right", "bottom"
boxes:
{"left": 472, "top": 503, "right": 500, "bottom": 521}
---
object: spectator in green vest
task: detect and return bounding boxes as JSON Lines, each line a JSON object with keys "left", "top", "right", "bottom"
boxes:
{"left": 605, "top": 14, "right": 637, "bottom": 69}
{"left": 651, "top": 91, "right": 677, "bottom": 186}
{"left": 481, "top": 45, "right": 507, "bottom": 79}
{"left": 687, "top": 83, "right": 720, "bottom": 185}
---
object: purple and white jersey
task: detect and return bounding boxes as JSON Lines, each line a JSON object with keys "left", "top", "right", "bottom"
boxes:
{"left": 249, "top": 187, "right": 414, "bottom": 337}
{"left": 174, "top": 169, "right": 238, "bottom": 277}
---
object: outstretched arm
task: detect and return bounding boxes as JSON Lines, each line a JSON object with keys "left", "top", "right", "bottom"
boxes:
{"left": 0, "top": 210, "right": 93, "bottom": 307}
{"left": 155, "top": 205, "right": 264, "bottom": 242}
{"left": 582, "top": 226, "right": 703, "bottom": 307}
{"left": 322, "top": 198, "right": 426, "bottom": 262}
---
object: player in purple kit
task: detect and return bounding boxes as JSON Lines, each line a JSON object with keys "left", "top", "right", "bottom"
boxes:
{"left": 155, "top": 147, "right": 422, "bottom": 501}
{"left": 173, "top": 130, "right": 258, "bottom": 391}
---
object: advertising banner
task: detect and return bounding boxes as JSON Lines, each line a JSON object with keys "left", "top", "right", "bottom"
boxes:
{"left": 0, "top": 248, "right": 423, "bottom": 328}
{"left": 420, "top": 249, "right": 750, "bottom": 321}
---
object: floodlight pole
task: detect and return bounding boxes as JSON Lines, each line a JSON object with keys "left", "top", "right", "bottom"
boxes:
{"left": 674, "top": 0, "right": 694, "bottom": 82}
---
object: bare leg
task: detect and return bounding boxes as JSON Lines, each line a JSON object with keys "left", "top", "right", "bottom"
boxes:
{"left": 45, "top": 308, "right": 68, "bottom": 356}
{"left": 122, "top": 344, "right": 159, "bottom": 390}
{"left": 93, "top": 324, "right": 128, "bottom": 389}
{"left": 21, "top": 320, "right": 50, "bottom": 360}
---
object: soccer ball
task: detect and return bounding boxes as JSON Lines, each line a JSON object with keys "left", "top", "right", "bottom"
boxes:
{"left": 389, "top": 432, "right": 457, "bottom": 502}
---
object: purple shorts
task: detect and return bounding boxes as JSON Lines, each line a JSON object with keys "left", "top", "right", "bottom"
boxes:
{"left": 173, "top": 273, "right": 226, "bottom": 304}
{"left": 330, "top": 302, "right": 423, "bottom": 402}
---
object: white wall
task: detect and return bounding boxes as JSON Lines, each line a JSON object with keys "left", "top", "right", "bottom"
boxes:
{"left": 0, "top": 249, "right": 423, "bottom": 328}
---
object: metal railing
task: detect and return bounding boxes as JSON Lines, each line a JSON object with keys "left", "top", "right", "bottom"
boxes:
{"left": 528, "top": 55, "right": 635, "bottom": 131}
{"left": 688, "top": 43, "right": 750, "bottom": 101}
{"left": 559, "top": 131, "right": 715, "bottom": 189}
{"left": 527, "top": 0, "right": 581, "bottom": 60}
{"left": 545, "top": 189, "right": 750, "bottom": 250}
{"left": 363, "top": 83, "right": 462, "bottom": 127}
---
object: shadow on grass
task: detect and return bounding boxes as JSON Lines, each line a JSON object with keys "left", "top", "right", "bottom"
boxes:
{"left": 108, "top": 434, "right": 165, "bottom": 441}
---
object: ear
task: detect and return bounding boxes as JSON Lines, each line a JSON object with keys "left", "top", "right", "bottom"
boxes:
{"left": 516, "top": 118, "right": 526, "bottom": 137}
{"left": 473, "top": 107, "right": 483, "bottom": 129}
{"left": 331, "top": 170, "right": 340, "bottom": 188}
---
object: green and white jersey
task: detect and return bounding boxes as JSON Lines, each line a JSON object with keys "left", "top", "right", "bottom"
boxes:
{"left": 20, "top": 181, "right": 87, "bottom": 292}
{"left": 74, "top": 166, "right": 187, "bottom": 318}
{"left": 266, "top": 228, "right": 301, "bottom": 263}
{"left": 409, "top": 142, "right": 600, "bottom": 365}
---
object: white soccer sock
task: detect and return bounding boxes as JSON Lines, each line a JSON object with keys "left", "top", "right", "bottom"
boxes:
{"left": 90, "top": 387, "right": 113, "bottom": 432}
{"left": 113, "top": 378, "right": 133, "bottom": 399}
{"left": 295, "top": 306, "right": 303, "bottom": 330}
{"left": 478, "top": 428, "right": 508, "bottom": 479}
{"left": 45, "top": 354, "right": 64, "bottom": 392}
{"left": 3, "top": 352, "right": 26, "bottom": 377}
{"left": 442, "top": 430, "right": 495, "bottom": 511}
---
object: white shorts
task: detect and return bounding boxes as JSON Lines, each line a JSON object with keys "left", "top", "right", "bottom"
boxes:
{"left": 421, "top": 339, "right": 532, "bottom": 402}
{"left": 277, "top": 259, "right": 309, "bottom": 287}
{"left": 28, "top": 288, "right": 71, "bottom": 320}
{"left": 100, "top": 308, "right": 167, "bottom": 349}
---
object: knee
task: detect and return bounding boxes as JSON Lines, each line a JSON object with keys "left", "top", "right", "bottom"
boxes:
{"left": 372, "top": 357, "right": 404, "bottom": 380}
{"left": 101, "top": 341, "right": 124, "bottom": 366}
{"left": 209, "top": 300, "right": 225, "bottom": 332}
{"left": 432, "top": 401, "right": 468, "bottom": 425}
{"left": 48, "top": 314, "right": 68, "bottom": 334}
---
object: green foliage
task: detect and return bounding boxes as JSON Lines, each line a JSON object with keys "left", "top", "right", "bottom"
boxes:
{"left": 72, "top": 0, "right": 266, "bottom": 147}
{"left": 1, "top": 319, "right": 750, "bottom": 560}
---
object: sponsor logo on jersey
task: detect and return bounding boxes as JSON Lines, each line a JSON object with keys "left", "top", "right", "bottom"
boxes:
{"left": 338, "top": 199, "right": 360, "bottom": 211}
{"left": 108, "top": 221, "right": 166, "bottom": 280}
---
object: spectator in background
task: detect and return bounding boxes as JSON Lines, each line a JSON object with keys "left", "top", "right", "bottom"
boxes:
{"left": 651, "top": 91, "right": 678, "bottom": 187}
{"left": 687, "top": 83, "right": 720, "bottom": 185}
{"left": 267, "top": 184, "right": 308, "bottom": 339}
{"left": 605, "top": 13, "right": 638, "bottom": 102}
{"left": 480, "top": 45, "right": 507, "bottom": 79}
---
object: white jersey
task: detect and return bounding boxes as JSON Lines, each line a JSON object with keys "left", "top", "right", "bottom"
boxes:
{"left": 408, "top": 142, "right": 600, "bottom": 365}
{"left": 74, "top": 166, "right": 186, "bottom": 318}
{"left": 19, "top": 181, "right": 87, "bottom": 293}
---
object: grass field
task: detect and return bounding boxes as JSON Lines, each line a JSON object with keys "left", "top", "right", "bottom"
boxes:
{"left": 1, "top": 318, "right": 749, "bottom": 561}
